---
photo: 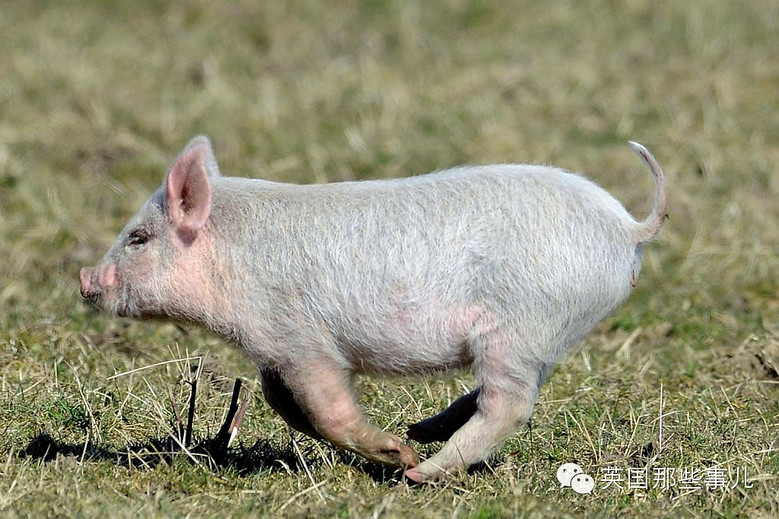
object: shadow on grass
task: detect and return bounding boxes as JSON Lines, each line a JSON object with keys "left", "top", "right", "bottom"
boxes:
{"left": 18, "top": 431, "right": 409, "bottom": 484}
{"left": 19, "top": 431, "right": 302, "bottom": 475}
{"left": 16, "top": 376, "right": 412, "bottom": 484}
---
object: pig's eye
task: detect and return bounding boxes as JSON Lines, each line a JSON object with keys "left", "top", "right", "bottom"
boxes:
{"left": 127, "top": 229, "right": 150, "bottom": 248}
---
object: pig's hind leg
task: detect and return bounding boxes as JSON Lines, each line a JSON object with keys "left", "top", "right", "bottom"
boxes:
{"left": 405, "top": 327, "right": 542, "bottom": 483}
{"left": 279, "top": 356, "right": 420, "bottom": 470}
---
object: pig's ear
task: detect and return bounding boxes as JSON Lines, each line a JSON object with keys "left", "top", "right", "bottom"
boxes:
{"left": 183, "top": 135, "right": 221, "bottom": 178}
{"left": 165, "top": 146, "right": 212, "bottom": 236}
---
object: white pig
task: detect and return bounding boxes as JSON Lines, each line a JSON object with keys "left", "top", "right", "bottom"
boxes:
{"left": 80, "top": 136, "right": 666, "bottom": 482}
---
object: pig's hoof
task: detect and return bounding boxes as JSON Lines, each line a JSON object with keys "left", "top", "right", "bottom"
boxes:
{"left": 398, "top": 443, "right": 419, "bottom": 468}
{"left": 403, "top": 459, "right": 449, "bottom": 484}
{"left": 404, "top": 465, "right": 444, "bottom": 484}
{"left": 404, "top": 467, "right": 426, "bottom": 484}
{"left": 381, "top": 441, "right": 419, "bottom": 468}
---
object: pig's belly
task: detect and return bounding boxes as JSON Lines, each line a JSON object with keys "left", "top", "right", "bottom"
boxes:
{"left": 340, "top": 335, "right": 473, "bottom": 376}
{"left": 332, "top": 308, "right": 477, "bottom": 377}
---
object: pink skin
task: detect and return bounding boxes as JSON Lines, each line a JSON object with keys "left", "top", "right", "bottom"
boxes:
{"left": 79, "top": 263, "right": 116, "bottom": 299}
{"left": 79, "top": 144, "right": 227, "bottom": 322}
{"left": 286, "top": 359, "right": 419, "bottom": 469}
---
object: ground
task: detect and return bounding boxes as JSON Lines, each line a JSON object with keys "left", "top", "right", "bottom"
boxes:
{"left": 0, "top": 1, "right": 777, "bottom": 517}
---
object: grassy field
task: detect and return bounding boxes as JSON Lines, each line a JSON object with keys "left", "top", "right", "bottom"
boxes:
{"left": 1, "top": 0, "right": 777, "bottom": 517}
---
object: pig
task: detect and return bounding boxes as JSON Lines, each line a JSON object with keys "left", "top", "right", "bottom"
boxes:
{"left": 79, "top": 135, "right": 666, "bottom": 483}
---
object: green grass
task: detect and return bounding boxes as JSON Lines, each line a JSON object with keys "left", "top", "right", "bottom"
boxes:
{"left": 1, "top": 0, "right": 777, "bottom": 517}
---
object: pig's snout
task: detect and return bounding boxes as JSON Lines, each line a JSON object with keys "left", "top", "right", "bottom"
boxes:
{"left": 79, "top": 264, "right": 117, "bottom": 298}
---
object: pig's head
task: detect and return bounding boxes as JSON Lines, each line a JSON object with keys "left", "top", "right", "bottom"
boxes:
{"left": 79, "top": 136, "right": 224, "bottom": 322}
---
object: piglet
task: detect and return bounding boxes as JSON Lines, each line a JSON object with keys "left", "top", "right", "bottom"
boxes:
{"left": 80, "top": 136, "right": 666, "bottom": 482}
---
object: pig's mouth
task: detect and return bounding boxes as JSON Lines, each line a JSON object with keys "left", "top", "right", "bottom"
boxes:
{"left": 79, "top": 265, "right": 138, "bottom": 318}
{"left": 80, "top": 292, "right": 103, "bottom": 311}
{"left": 79, "top": 285, "right": 118, "bottom": 314}
{"left": 81, "top": 289, "right": 143, "bottom": 319}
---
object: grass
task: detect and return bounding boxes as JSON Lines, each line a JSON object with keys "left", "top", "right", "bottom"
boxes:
{"left": 1, "top": 0, "right": 777, "bottom": 516}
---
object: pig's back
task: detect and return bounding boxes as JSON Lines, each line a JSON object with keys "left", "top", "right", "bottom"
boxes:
{"left": 220, "top": 165, "right": 639, "bottom": 279}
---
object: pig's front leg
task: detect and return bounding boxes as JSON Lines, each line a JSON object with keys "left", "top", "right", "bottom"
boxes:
{"left": 260, "top": 367, "right": 321, "bottom": 440}
{"left": 278, "top": 357, "right": 419, "bottom": 470}
{"left": 407, "top": 388, "right": 480, "bottom": 444}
